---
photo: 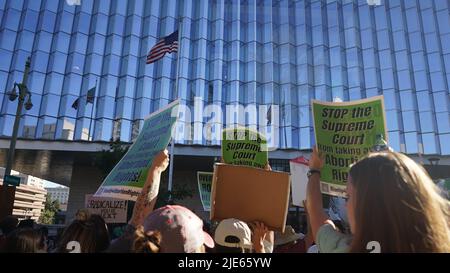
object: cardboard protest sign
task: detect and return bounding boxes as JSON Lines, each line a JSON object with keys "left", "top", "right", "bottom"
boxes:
{"left": 95, "top": 100, "right": 179, "bottom": 201}
{"left": 210, "top": 163, "right": 290, "bottom": 232}
{"left": 289, "top": 156, "right": 309, "bottom": 207}
{"left": 222, "top": 127, "right": 268, "bottom": 169}
{"left": 85, "top": 194, "right": 128, "bottom": 223}
{"left": 312, "top": 96, "right": 387, "bottom": 197}
{"left": 197, "top": 172, "right": 213, "bottom": 211}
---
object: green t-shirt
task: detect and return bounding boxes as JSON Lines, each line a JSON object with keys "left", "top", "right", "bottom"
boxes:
{"left": 316, "top": 224, "right": 352, "bottom": 253}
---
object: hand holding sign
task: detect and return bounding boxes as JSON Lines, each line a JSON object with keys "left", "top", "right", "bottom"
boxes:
{"left": 309, "top": 146, "right": 324, "bottom": 171}
{"left": 249, "top": 221, "right": 269, "bottom": 253}
{"left": 152, "top": 149, "right": 170, "bottom": 173}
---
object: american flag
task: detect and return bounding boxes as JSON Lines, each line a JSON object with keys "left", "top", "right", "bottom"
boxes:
{"left": 146, "top": 30, "right": 178, "bottom": 64}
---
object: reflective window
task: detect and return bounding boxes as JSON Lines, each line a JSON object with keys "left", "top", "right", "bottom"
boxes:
{"left": 66, "top": 52, "right": 85, "bottom": 75}
{"left": 419, "top": 112, "right": 435, "bottom": 133}
{"left": 436, "top": 113, "right": 450, "bottom": 133}
{"left": 421, "top": 8, "right": 436, "bottom": 33}
{"left": 21, "top": 116, "right": 38, "bottom": 139}
{"left": 414, "top": 71, "right": 428, "bottom": 91}
{"left": 85, "top": 53, "right": 103, "bottom": 75}
{"left": 362, "top": 49, "right": 375, "bottom": 68}
{"left": 433, "top": 91, "right": 449, "bottom": 112}
{"left": 71, "top": 33, "right": 88, "bottom": 53}
{"left": 88, "top": 34, "right": 106, "bottom": 55}
{"left": 74, "top": 12, "right": 91, "bottom": 34}
{"left": 364, "top": 68, "right": 377, "bottom": 88}
{"left": 32, "top": 51, "right": 49, "bottom": 72}
{"left": 381, "top": 69, "right": 394, "bottom": 89}
{"left": 397, "top": 70, "right": 411, "bottom": 90}
{"left": 40, "top": 10, "right": 56, "bottom": 32}
{"left": 404, "top": 132, "right": 419, "bottom": 154}
{"left": 0, "top": 49, "right": 13, "bottom": 72}
{"left": 378, "top": 50, "right": 392, "bottom": 70}
{"left": 346, "top": 48, "right": 358, "bottom": 68}
{"left": 383, "top": 89, "right": 399, "bottom": 110}
{"left": 393, "top": 31, "right": 406, "bottom": 51}
{"left": 405, "top": 8, "right": 419, "bottom": 32}
{"left": 55, "top": 117, "right": 76, "bottom": 140}
{"left": 359, "top": 28, "right": 373, "bottom": 49}
{"left": 436, "top": 10, "right": 450, "bottom": 34}
{"left": 387, "top": 131, "right": 401, "bottom": 152}
{"left": 23, "top": 9, "right": 39, "bottom": 32}
{"left": 376, "top": 30, "right": 390, "bottom": 50}
{"left": 1, "top": 30, "right": 17, "bottom": 51}
{"left": 395, "top": 51, "right": 408, "bottom": 71}
{"left": 439, "top": 134, "right": 450, "bottom": 155}
{"left": 416, "top": 91, "right": 432, "bottom": 111}
{"left": 58, "top": 11, "right": 74, "bottom": 34}
{"left": 408, "top": 31, "right": 423, "bottom": 52}
{"left": 425, "top": 33, "right": 439, "bottom": 53}
{"left": 374, "top": 6, "right": 387, "bottom": 30}
{"left": 390, "top": 7, "right": 403, "bottom": 31}
{"left": 44, "top": 72, "right": 64, "bottom": 95}
{"left": 442, "top": 34, "right": 450, "bottom": 54}
{"left": 54, "top": 33, "right": 70, "bottom": 53}
{"left": 106, "top": 34, "right": 123, "bottom": 56}
{"left": 430, "top": 72, "right": 446, "bottom": 92}
{"left": 4, "top": 8, "right": 20, "bottom": 30}
{"left": 400, "top": 90, "right": 415, "bottom": 111}
{"left": 427, "top": 53, "right": 442, "bottom": 72}
{"left": 402, "top": 111, "right": 418, "bottom": 132}
{"left": 344, "top": 29, "right": 357, "bottom": 48}
{"left": 92, "top": 13, "right": 108, "bottom": 36}
{"left": 40, "top": 94, "right": 61, "bottom": 117}
{"left": 411, "top": 52, "right": 425, "bottom": 71}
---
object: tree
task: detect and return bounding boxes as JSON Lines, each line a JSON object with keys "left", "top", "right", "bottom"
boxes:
{"left": 39, "top": 195, "right": 60, "bottom": 224}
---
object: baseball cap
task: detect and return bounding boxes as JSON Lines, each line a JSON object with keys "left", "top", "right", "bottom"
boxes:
{"left": 143, "top": 205, "right": 214, "bottom": 253}
{"left": 214, "top": 218, "right": 253, "bottom": 249}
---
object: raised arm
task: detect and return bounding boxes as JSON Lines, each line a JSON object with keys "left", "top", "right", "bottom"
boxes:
{"left": 129, "top": 149, "right": 169, "bottom": 227}
{"left": 306, "top": 146, "right": 334, "bottom": 240}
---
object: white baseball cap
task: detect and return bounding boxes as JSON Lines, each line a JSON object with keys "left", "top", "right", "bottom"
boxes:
{"left": 214, "top": 218, "right": 253, "bottom": 249}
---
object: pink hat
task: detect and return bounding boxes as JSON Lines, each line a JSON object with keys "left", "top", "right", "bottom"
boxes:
{"left": 143, "top": 205, "right": 214, "bottom": 253}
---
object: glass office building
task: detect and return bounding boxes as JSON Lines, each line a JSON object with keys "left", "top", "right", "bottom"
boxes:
{"left": 0, "top": 0, "right": 449, "bottom": 155}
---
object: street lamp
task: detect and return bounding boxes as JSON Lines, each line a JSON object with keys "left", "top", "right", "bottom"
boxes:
{"left": 1, "top": 56, "right": 33, "bottom": 218}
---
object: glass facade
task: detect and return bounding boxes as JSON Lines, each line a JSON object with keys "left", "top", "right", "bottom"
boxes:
{"left": 0, "top": 0, "right": 449, "bottom": 155}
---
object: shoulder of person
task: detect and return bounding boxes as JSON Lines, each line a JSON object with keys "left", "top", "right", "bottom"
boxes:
{"left": 316, "top": 223, "right": 351, "bottom": 253}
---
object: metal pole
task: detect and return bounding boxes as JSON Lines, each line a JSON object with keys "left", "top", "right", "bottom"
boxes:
{"left": 167, "top": 17, "right": 183, "bottom": 200}
{"left": 2, "top": 57, "right": 31, "bottom": 218}
{"left": 5, "top": 57, "right": 31, "bottom": 177}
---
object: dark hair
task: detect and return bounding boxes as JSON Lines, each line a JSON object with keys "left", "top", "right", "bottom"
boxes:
{"left": 133, "top": 225, "right": 161, "bottom": 253}
{"left": 0, "top": 216, "right": 19, "bottom": 236}
{"left": 89, "top": 214, "right": 110, "bottom": 252}
{"left": 5, "top": 228, "right": 41, "bottom": 253}
{"left": 348, "top": 152, "right": 450, "bottom": 252}
{"left": 56, "top": 220, "right": 97, "bottom": 253}
{"left": 214, "top": 235, "right": 251, "bottom": 253}
{"left": 17, "top": 219, "right": 35, "bottom": 229}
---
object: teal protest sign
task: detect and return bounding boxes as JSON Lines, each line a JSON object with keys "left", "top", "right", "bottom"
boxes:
{"left": 95, "top": 100, "right": 179, "bottom": 201}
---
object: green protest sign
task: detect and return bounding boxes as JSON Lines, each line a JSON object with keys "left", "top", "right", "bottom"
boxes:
{"left": 312, "top": 96, "right": 387, "bottom": 197}
{"left": 197, "top": 172, "right": 213, "bottom": 211}
{"left": 95, "top": 100, "right": 180, "bottom": 201}
{"left": 222, "top": 127, "right": 268, "bottom": 169}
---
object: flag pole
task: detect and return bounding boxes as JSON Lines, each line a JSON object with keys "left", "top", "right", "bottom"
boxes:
{"left": 88, "top": 78, "right": 98, "bottom": 141}
{"left": 167, "top": 17, "right": 183, "bottom": 201}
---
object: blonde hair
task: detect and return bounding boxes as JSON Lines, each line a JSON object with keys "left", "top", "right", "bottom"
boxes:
{"left": 348, "top": 152, "right": 450, "bottom": 252}
{"left": 133, "top": 225, "right": 161, "bottom": 253}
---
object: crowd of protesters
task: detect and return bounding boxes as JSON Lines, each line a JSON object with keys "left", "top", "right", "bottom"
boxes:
{"left": 1, "top": 146, "right": 449, "bottom": 253}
